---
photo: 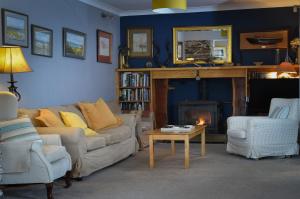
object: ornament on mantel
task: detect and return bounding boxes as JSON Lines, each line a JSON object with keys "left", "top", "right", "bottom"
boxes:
{"left": 290, "top": 38, "right": 300, "bottom": 64}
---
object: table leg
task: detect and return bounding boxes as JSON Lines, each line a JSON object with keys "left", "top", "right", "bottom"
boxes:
{"left": 201, "top": 129, "right": 206, "bottom": 156}
{"left": 149, "top": 135, "right": 154, "bottom": 169}
{"left": 171, "top": 140, "right": 176, "bottom": 155}
{"left": 184, "top": 137, "right": 190, "bottom": 169}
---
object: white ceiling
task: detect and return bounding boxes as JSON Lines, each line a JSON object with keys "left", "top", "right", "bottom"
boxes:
{"left": 79, "top": 0, "right": 300, "bottom": 16}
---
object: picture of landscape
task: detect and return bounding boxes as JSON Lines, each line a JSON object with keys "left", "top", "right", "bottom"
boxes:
{"left": 32, "top": 25, "right": 52, "bottom": 57}
{"left": 63, "top": 28, "right": 86, "bottom": 59}
{"left": 2, "top": 9, "right": 28, "bottom": 47}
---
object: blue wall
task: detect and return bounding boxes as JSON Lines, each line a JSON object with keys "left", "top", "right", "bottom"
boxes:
{"left": 0, "top": 0, "right": 120, "bottom": 108}
{"left": 120, "top": 7, "right": 299, "bottom": 125}
{"left": 121, "top": 7, "right": 299, "bottom": 67}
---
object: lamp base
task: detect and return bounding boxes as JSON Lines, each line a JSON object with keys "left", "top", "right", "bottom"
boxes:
{"left": 8, "top": 73, "right": 21, "bottom": 101}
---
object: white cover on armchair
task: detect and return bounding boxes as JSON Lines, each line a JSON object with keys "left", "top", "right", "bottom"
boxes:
{"left": 226, "top": 98, "right": 299, "bottom": 159}
{"left": 0, "top": 92, "right": 72, "bottom": 199}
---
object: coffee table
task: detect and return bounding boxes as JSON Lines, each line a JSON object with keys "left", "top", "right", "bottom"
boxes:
{"left": 148, "top": 125, "right": 206, "bottom": 169}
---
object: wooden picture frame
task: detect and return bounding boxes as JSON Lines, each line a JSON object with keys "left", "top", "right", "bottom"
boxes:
{"left": 97, "top": 30, "right": 112, "bottom": 63}
{"left": 1, "top": 8, "right": 29, "bottom": 47}
{"left": 31, "top": 25, "right": 53, "bottom": 57}
{"left": 127, "top": 28, "right": 153, "bottom": 58}
{"left": 63, "top": 28, "right": 86, "bottom": 59}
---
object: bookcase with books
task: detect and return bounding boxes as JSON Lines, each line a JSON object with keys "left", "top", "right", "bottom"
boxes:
{"left": 117, "top": 71, "right": 151, "bottom": 112}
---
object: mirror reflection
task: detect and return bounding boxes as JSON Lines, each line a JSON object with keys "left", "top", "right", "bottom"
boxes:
{"left": 173, "top": 26, "right": 232, "bottom": 65}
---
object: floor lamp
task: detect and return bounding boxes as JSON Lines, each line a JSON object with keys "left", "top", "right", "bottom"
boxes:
{"left": 0, "top": 46, "right": 32, "bottom": 101}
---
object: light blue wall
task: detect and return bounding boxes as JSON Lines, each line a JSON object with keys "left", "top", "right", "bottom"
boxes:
{"left": 0, "top": 0, "right": 120, "bottom": 108}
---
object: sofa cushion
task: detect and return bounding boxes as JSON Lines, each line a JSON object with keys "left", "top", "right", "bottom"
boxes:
{"left": 43, "top": 145, "right": 67, "bottom": 163}
{"left": 96, "top": 125, "right": 131, "bottom": 145}
{"left": 60, "top": 111, "right": 98, "bottom": 137}
{"left": 18, "top": 109, "right": 45, "bottom": 127}
{"left": 36, "top": 109, "right": 65, "bottom": 127}
{"left": 227, "top": 129, "right": 247, "bottom": 139}
{"left": 84, "top": 136, "right": 106, "bottom": 151}
{"left": 48, "top": 105, "right": 86, "bottom": 123}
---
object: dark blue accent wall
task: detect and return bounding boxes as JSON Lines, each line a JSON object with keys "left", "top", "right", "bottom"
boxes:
{"left": 120, "top": 7, "right": 299, "bottom": 127}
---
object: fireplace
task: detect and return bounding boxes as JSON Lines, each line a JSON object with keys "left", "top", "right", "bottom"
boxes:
{"left": 178, "top": 101, "right": 221, "bottom": 133}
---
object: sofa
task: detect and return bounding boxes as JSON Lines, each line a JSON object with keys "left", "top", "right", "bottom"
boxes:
{"left": 18, "top": 101, "right": 138, "bottom": 178}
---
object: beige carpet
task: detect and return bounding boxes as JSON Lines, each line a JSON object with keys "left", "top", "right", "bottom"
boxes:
{"left": 3, "top": 144, "right": 300, "bottom": 199}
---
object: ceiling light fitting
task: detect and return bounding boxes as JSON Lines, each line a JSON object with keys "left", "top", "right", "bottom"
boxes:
{"left": 152, "top": 0, "right": 187, "bottom": 14}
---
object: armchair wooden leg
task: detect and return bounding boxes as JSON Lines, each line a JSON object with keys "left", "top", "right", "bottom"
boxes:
{"left": 46, "top": 183, "right": 54, "bottom": 199}
{"left": 64, "top": 171, "right": 72, "bottom": 188}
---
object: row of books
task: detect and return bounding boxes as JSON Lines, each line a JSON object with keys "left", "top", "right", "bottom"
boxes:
{"left": 120, "top": 88, "right": 150, "bottom": 102}
{"left": 120, "top": 72, "right": 150, "bottom": 87}
{"left": 120, "top": 102, "right": 148, "bottom": 111}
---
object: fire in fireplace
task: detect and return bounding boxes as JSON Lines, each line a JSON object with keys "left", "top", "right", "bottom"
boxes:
{"left": 178, "top": 101, "right": 221, "bottom": 133}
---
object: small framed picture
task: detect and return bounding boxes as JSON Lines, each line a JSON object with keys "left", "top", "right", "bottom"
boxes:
{"left": 127, "top": 28, "right": 153, "bottom": 58}
{"left": 97, "top": 30, "right": 112, "bottom": 63}
{"left": 1, "top": 8, "right": 29, "bottom": 47}
{"left": 31, "top": 25, "right": 53, "bottom": 57}
{"left": 63, "top": 28, "right": 86, "bottom": 59}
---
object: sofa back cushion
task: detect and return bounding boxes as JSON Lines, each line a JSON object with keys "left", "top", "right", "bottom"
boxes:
{"left": 18, "top": 108, "right": 45, "bottom": 127}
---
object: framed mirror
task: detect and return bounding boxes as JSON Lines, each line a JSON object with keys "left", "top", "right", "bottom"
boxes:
{"left": 173, "top": 25, "right": 232, "bottom": 65}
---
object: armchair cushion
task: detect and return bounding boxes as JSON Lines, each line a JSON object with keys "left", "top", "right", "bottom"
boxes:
{"left": 43, "top": 145, "right": 68, "bottom": 163}
{"left": 0, "top": 117, "right": 41, "bottom": 143}
{"left": 269, "top": 106, "right": 290, "bottom": 119}
{"left": 227, "top": 129, "right": 247, "bottom": 139}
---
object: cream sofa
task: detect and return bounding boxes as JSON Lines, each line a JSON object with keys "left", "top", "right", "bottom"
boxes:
{"left": 18, "top": 101, "right": 138, "bottom": 178}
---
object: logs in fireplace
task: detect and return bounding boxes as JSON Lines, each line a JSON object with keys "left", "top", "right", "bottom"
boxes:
{"left": 178, "top": 101, "right": 221, "bottom": 133}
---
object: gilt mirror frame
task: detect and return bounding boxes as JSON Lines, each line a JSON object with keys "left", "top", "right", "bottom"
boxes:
{"left": 173, "top": 25, "right": 232, "bottom": 65}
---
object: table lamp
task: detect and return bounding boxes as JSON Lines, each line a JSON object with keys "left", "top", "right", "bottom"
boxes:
{"left": 0, "top": 46, "right": 32, "bottom": 101}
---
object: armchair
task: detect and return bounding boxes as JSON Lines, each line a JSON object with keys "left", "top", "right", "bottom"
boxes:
{"left": 0, "top": 92, "right": 72, "bottom": 199}
{"left": 226, "top": 98, "right": 299, "bottom": 159}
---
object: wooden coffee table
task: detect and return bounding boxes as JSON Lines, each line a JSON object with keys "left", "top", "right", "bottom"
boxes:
{"left": 148, "top": 125, "right": 206, "bottom": 169}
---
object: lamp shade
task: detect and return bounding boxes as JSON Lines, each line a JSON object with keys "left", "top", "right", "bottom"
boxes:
{"left": 0, "top": 46, "right": 32, "bottom": 73}
{"left": 152, "top": 0, "right": 187, "bottom": 13}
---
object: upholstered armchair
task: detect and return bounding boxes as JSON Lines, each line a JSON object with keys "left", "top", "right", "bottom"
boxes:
{"left": 0, "top": 92, "right": 72, "bottom": 199}
{"left": 227, "top": 98, "right": 299, "bottom": 159}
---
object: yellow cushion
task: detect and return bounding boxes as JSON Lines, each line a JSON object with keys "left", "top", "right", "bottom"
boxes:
{"left": 36, "top": 109, "right": 65, "bottom": 127}
{"left": 60, "top": 111, "right": 97, "bottom": 137}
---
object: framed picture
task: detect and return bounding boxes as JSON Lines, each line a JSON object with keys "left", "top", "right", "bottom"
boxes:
{"left": 1, "top": 8, "right": 29, "bottom": 47}
{"left": 31, "top": 25, "right": 53, "bottom": 57}
{"left": 63, "top": 28, "right": 86, "bottom": 59}
{"left": 177, "top": 42, "right": 183, "bottom": 60}
{"left": 97, "top": 30, "right": 112, "bottom": 63}
{"left": 127, "top": 28, "right": 153, "bottom": 58}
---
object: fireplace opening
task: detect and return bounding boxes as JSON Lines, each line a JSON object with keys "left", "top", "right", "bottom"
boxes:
{"left": 178, "top": 101, "right": 221, "bottom": 133}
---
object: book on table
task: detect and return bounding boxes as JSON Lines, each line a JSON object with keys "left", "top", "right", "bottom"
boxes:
{"left": 160, "top": 125, "right": 195, "bottom": 132}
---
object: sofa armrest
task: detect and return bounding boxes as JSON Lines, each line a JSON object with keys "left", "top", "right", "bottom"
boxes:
{"left": 36, "top": 127, "right": 87, "bottom": 164}
{"left": 40, "top": 134, "right": 62, "bottom": 146}
{"left": 247, "top": 118, "right": 299, "bottom": 145}
{"left": 117, "top": 114, "right": 137, "bottom": 137}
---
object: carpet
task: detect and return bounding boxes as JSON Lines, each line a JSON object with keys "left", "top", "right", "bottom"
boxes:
{"left": 3, "top": 143, "right": 300, "bottom": 199}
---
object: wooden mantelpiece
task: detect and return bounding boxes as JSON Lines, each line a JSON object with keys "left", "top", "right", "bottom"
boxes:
{"left": 116, "top": 65, "right": 299, "bottom": 130}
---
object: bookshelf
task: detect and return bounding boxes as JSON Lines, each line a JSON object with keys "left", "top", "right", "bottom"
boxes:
{"left": 117, "top": 71, "right": 151, "bottom": 112}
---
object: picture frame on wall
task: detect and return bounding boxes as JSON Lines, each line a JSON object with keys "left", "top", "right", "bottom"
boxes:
{"left": 97, "top": 30, "right": 112, "bottom": 63}
{"left": 127, "top": 28, "right": 153, "bottom": 58}
{"left": 1, "top": 8, "right": 29, "bottom": 47}
{"left": 63, "top": 28, "right": 86, "bottom": 59}
{"left": 31, "top": 25, "right": 53, "bottom": 57}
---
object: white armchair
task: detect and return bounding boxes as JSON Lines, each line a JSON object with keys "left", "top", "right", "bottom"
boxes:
{"left": 226, "top": 98, "right": 299, "bottom": 159}
{"left": 0, "top": 92, "right": 72, "bottom": 199}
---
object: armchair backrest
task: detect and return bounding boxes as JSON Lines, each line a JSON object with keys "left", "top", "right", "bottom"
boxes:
{"left": 0, "top": 92, "right": 17, "bottom": 121}
{"left": 269, "top": 98, "right": 300, "bottom": 121}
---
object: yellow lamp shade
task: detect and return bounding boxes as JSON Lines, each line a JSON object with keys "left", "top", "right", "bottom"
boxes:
{"left": 0, "top": 46, "right": 32, "bottom": 73}
{"left": 152, "top": 0, "right": 187, "bottom": 13}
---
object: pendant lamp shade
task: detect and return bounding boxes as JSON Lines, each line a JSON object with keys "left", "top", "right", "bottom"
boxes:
{"left": 152, "top": 0, "right": 187, "bottom": 13}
